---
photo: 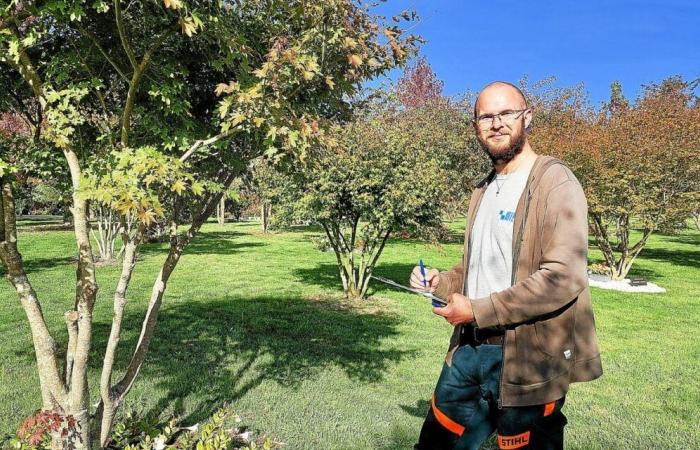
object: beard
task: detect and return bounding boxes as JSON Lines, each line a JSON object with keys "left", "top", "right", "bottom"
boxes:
{"left": 477, "top": 120, "right": 527, "bottom": 164}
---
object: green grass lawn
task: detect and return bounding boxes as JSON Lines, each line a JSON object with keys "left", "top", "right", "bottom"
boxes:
{"left": 1, "top": 221, "right": 699, "bottom": 449}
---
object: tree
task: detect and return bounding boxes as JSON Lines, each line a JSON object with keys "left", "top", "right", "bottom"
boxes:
{"left": 248, "top": 158, "right": 291, "bottom": 232}
{"left": 277, "top": 106, "right": 448, "bottom": 300}
{"left": 396, "top": 57, "right": 443, "bottom": 108}
{"left": 531, "top": 77, "right": 700, "bottom": 280}
{"left": 399, "top": 97, "right": 489, "bottom": 217}
{"left": 396, "top": 60, "right": 489, "bottom": 217}
{"left": 1, "top": 1, "right": 418, "bottom": 448}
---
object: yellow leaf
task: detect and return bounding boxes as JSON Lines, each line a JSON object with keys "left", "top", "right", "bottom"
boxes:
{"left": 347, "top": 54, "right": 363, "bottom": 68}
{"left": 163, "top": 0, "right": 181, "bottom": 9}
{"left": 191, "top": 181, "right": 204, "bottom": 196}
{"left": 214, "top": 83, "right": 229, "bottom": 96}
{"left": 253, "top": 62, "right": 273, "bottom": 78}
{"left": 390, "top": 40, "right": 406, "bottom": 60}
{"left": 342, "top": 37, "right": 356, "bottom": 49}
{"left": 180, "top": 17, "right": 197, "bottom": 37}
{"left": 247, "top": 84, "right": 262, "bottom": 99}
{"left": 302, "top": 70, "right": 314, "bottom": 81}
{"left": 305, "top": 59, "right": 319, "bottom": 73}
{"left": 171, "top": 179, "right": 185, "bottom": 195}
{"left": 153, "top": 204, "right": 165, "bottom": 217}
{"left": 54, "top": 135, "right": 70, "bottom": 149}
{"left": 367, "top": 57, "right": 381, "bottom": 68}
{"left": 231, "top": 112, "right": 246, "bottom": 126}
{"left": 137, "top": 209, "right": 156, "bottom": 226}
{"left": 253, "top": 117, "right": 265, "bottom": 127}
{"left": 325, "top": 77, "right": 335, "bottom": 89}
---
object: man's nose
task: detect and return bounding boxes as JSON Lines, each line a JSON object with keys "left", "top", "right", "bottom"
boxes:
{"left": 491, "top": 115, "right": 504, "bottom": 129}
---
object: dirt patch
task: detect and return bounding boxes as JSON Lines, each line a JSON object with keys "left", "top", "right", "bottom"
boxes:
{"left": 305, "top": 293, "right": 398, "bottom": 315}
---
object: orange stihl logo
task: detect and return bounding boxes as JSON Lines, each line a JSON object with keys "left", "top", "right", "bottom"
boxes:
{"left": 498, "top": 431, "right": 531, "bottom": 449}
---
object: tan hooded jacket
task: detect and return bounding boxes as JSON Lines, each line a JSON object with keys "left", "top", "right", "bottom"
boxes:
{"left": 433, "top": 155, "right": 603, "bottom": 407}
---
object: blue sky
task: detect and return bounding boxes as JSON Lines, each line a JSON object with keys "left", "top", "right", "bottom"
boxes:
{"left": 373, "top": 0, "right": 699, "bottom": 106}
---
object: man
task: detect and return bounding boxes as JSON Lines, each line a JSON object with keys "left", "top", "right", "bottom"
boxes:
{"left": 410, "top": 81, "right": 602, "bottom": 450}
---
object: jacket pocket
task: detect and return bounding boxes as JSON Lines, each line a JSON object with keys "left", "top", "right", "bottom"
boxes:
{"left": 505, "top": 309, "right": 575, "bottom": 387}
{"left": 534, "top": 305, "right": 575, "bottom": 359}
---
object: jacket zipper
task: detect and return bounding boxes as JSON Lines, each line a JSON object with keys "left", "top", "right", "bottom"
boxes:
{"left": 497, "top": 160, "right": 544, "bottom": 409}
{"left": 496, "top": 158, "right": 558, "bottom": 409}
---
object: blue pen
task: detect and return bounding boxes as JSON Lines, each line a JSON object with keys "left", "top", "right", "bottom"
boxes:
{"left": 420, "top": 259, "right": 443, "bottom": 307}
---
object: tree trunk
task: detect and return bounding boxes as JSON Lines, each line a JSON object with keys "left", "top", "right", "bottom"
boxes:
{"left": 94, "top": 175, "right": 234, "bottom": 445}
{"left": 261, "top": 202, "right": 270, "bottom": 233}
{"left": 589, "top": 213, "right": 617, "bottom": 273}
{"left": 217, "top": 196, "right": 225, "bottom": 225}
{"left": 611, "top": 228, "right": 653, "bottom": 281}
{"left": 323, "top": 222, "right": 392, "bottom": 301}
{"left": 91, "top": 205, "right": 120, "bottom": 262}
{"left": 1, "top": 179, "right": 70, "bottom": 441}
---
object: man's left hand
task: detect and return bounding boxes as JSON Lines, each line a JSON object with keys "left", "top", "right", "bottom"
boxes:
{"left": 432, "top": 293, "right": 475, "bottom": 326}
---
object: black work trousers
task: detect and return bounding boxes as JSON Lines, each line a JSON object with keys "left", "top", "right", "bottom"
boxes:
{"left": 414, "top": 344, "right": 567, "bottom": 450}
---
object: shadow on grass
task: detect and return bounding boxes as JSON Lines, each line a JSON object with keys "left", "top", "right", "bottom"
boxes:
{"left": 0, "top": 256, "right": 73, "bottom": 276}
{"left": 638, "top": 248, "right": 700, "bottom": 272}
{"left": 588, "top": 233, "right": 700, "bottom": 280}
{"left": 138, "top": 231, "right": 266, "bottom": 256}
{"left": 666, "top": 233, "right": 700, "bottom": 246}
{"left": 86, "top": 293, "right": 411, "bottom": 425}
{"left": 16, "top": 215, "right": 64, "bottom": 226}
{"left": 292, "top": 262, "right": 422, "bottom": 298}
{"left": 399, "top": 399, "right": 430, "bottom": 419}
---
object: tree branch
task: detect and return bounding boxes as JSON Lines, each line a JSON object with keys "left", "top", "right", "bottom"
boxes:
{"left": 113, "top": 170, "right": 238, "bottom": 401}
{"left": 78, "top": 26, "right": 129, "bottom": 82}
{"left": 63, "top": 146, "right": 98, "bottom": 415}
{"left": 120, "top": 22, "right": 177, "bottom": 147}
{"left": 180, "top": 128, "right": 237, "bottom": 162}
{"left": 97, "top": 220, "right": 144, "bottom": 446}
{"left": 113, "top": 0, "right": 138, "bottom": 70}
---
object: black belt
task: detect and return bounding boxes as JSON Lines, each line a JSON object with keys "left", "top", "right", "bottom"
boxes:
{"left": 460, "top": 324, "right": 505, "bottom": 346}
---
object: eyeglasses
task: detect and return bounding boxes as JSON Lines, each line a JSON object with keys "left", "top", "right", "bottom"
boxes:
{"left": 473, "top": 109, "right": 529, "bottom": 129}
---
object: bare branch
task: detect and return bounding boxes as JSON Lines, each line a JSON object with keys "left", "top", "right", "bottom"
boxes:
{"left": 120, "top": 22, "right": 177, "bottom": 147}
{"left": 78, "top": 26, "right": 129, "bottom": 82}
{"left": 113, "top": 0, "right": 138, "bottom": 70}
{"left": 62, "top": 148, "right": 98, "bottom": 418}
{"left": 179, "top": 128, "right": 237, "bottom": 162}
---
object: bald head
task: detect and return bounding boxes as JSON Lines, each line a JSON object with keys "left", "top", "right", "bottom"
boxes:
{"left": 474, "top": 81, "right": 528, "bottom": 118}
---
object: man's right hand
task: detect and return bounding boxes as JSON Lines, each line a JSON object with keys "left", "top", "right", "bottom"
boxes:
{"left": 410, "top": 265, "right": 440, "bottom": 292}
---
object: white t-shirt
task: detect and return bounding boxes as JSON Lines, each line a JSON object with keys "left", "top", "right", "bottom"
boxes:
{"left": 467, "top": 167, "right": 531, "bottom": 300}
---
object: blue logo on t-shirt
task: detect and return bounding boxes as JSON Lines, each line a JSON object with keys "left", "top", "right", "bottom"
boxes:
{"left": 499, "top": 210, "right": 515, "bottom": 222}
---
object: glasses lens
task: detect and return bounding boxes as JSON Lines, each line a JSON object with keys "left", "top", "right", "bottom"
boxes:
{"left": 477, "top": 116, "right": 493, "bottom": 128}
{"left": 500, "top": 111, "right": 519, "bottom": 122}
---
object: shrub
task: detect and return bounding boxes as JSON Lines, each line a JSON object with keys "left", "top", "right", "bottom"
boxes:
{"left": 106, "top": 406, "right": 278, "bottom": 450}
{"left": 8, "top": 410, "right": 78, "bottom": 450}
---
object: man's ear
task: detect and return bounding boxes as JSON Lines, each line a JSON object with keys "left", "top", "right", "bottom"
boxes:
{"left": 524, "top": 108, "right": 533, "bottom": 130}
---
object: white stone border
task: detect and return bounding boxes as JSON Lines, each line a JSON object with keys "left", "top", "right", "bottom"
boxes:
{"left": 588, "top": 275, "right": 666, "bottom": 293}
